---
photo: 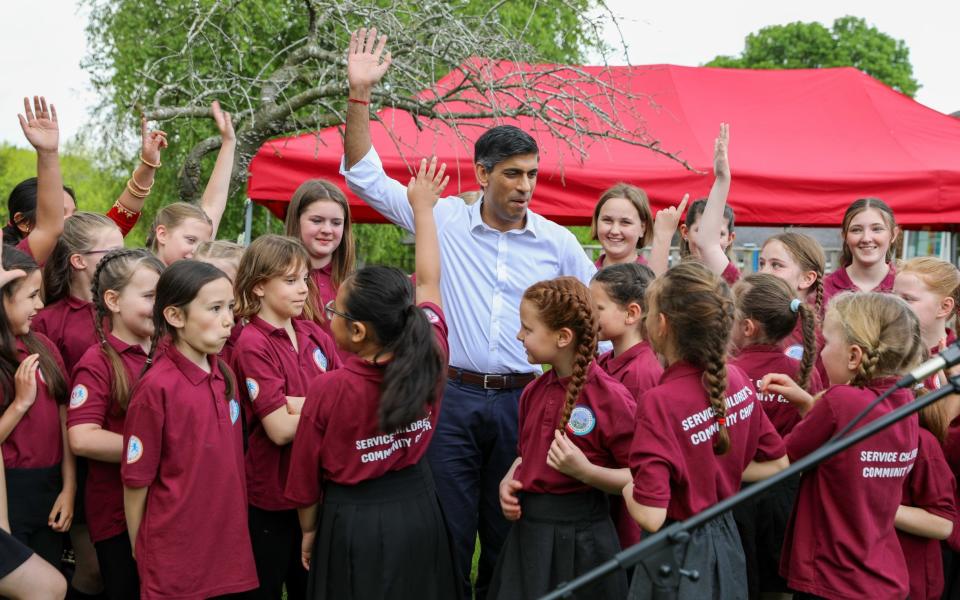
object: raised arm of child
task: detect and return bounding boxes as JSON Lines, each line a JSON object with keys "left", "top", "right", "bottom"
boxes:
{"left": 109, "top": 115, "right": 167, "bottom": 236}
{"left": 407, "top": 157, "right": 448, "bottom": 308}
{"left": 648, "top": 194, "right": 688, "bottom": 277}
{"left": 689, "top": 123, "right": 732, "bottom": 276}
{"left": 17, "top": 96, "right": 64, "bottom": 264}
{"left": 200, "top": 101, "right": 236, "bottom": 238}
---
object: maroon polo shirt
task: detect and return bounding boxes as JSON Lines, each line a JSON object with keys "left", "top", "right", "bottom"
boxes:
{"left": 232, "top": 316, "right": 340, "bottom": 511}
{"left": 33, "top": 295, "right": 98, "bottom": 374}
{"left": 898, "top": 428, "right": 956, "bottom": 600}
{"left": 596, "top": 341, "right": 663, "bottom": 404}
{"left": 721, "top": 260, "right": 741, "bottom": 286}
{"left": 822, "top": 263, "right": 896, "bottom": 313}
{"left": 2, "top": 334, "right": 65, "bottom": 469}
{"left": 731, "top": 344, "right": 824, "bottom": 437}
{"left": 217, "top": 321, "right": 244, "bottom": 367}
{"left": 121, "top": 345, "right": 257, "bottom": 599}
{"left": 67, "top": 335, "right": 148, "bottom": 543}
{"left": 14, "top": 238, "right": 33, "bottom": 261}
{"left": 285, "top": 304, "right": 447, "bottom": 504}
{"left": 629, "top": 362, "right": 785, "bottom": 521}
{"left": 945, "top": 416, "right": 960, "bottom": 552}
{"left": 780, "top": 381, "right": 917, "bottom": 600}
{"left": 594, "top": 253, "right": 648, "bottom": 269}
{"left": 513, "top": 362, "right": 635, "bottom": 495}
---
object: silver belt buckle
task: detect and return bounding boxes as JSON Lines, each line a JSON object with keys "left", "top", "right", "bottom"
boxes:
{"left": 483, "top": 374, "right": 504, "bottom": 389}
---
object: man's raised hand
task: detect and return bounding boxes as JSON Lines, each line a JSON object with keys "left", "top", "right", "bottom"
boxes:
{"left": 347, "top": 27, "right": 392, "bottom": 96}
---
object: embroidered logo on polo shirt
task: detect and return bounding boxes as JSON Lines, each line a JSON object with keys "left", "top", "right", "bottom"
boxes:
{"left": 246, "top": 378, "right": 259, "bottom": 402}
{"left": 566, "top": 405, "right": 596, "bottom": 436}
{"left": 422, "top": 307, "right": 440, "bottom": 324}
{"left": 126, "top": 436, "right": 143, "bottom": 464}
{"left": 229, "top": 399, "right": 240, "bottom": 425}
{"left": 313, "top": 348, "right": 328, "bottom": 372}
{"left": 784, "top": 344, "right": 804, "bottom": 360}
{"left": 69, "top": 384, "right": 88, "bottom": 408}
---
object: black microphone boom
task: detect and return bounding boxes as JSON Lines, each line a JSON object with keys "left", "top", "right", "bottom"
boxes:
{"left": 539, "top": 377, "right": 960, "bottom": 600}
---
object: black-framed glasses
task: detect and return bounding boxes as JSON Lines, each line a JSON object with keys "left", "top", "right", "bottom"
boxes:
{"left": 324, "top": 299, "right": 355, "bottom": 322}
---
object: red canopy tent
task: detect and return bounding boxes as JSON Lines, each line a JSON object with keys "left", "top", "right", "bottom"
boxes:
{"left": 247, "top": 64, "right": 960, "bottom": 228}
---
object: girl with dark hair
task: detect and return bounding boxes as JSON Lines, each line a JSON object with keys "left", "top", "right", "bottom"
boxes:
{"left": 121, "top": 260, "right": 257, "bottom": 598}
{"left": 232, "top": 235, "right": 340, "bottom": 600}
{"left": 624, "top": 262, "right": 786, "bottom": 600}
{"left": 590, "top": 184, "right": 654, "bottom": 268}
{"left": 66, "top": 248, "right": 164, "bottom": 600}
{"left": 763, "top": 292, "right": 925, "bottom": 600}
{"left": 822, "top": 197, "right": 900, "bottom": 309}
{"left": 491, "top": 276, "right": 635, "bottom": 599}
{"left": 284, "top": 179, "right": 356, "bottom": 331}
{"left": 0, "top": 244, "right": 75, "bottom": 568}
{"left": 729, "top": 274, "right": 823, "bottom": 598}
{"left": 285, "top": 158, "right": 457, "bottom": 599}
{"left": 7, "top": 96, "right": 66, "bottom": 266}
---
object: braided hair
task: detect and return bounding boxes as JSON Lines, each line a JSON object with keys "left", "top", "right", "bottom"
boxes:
{"left": 827, "top": 292, "right": 923, "bottom": 388}
{"left": 90, "top": 248, "right": 165, "bottom": 414}
{"left": 762, "top": 232, "right": 826, "bottom": 318}
{"left": 648, "top": 261, "right": 735, "bottom": 454}
{"left": 733, "top": 274, "right": 817, "bottom": 390}
{"left": 522, "top": 277, "right": 599, "bottom": 430}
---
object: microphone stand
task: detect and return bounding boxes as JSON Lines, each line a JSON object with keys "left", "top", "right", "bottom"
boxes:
{"left": 540, "top": 376, "right": 960, "bottom": 600}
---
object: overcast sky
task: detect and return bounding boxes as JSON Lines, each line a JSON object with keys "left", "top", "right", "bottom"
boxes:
{"left": 1, "top": 1, "right": 957, "bottom": 148}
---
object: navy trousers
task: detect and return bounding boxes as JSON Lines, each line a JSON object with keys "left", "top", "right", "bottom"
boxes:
{"left": 427, "top": 379, "right": 524, "bottom": 600}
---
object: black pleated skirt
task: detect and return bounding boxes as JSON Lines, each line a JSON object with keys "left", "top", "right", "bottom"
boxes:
{"left": 6, "top": 465, "right": 61, "bottom": 536}
{"left": 733, "top": 473, "right": 799, "bottom": 598}
{"left": 628, "top": 511, "right": 748, "bottom": 600}
{"left": 0, "top": 528, "right": 33, "bottom": 578}
{"left": 488, "top": 490, "right": 627, "bottom": 600}
{"left": 307, "top": 461, "right": 460, "bottom": 600}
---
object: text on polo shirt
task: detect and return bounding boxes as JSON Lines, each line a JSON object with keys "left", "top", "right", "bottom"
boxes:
{"left": 754, "top": 379, "right": 789, "bottom": 404}
{"left": 681, "top": 385, "right": 754, "bottom": 446}
{"left": 860, "top": 448, "right": 918, "bottom": 478}
{"left": 355, "top": 415, "right": 433, "bottom": 463}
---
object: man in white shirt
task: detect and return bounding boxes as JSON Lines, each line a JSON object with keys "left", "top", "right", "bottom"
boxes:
{"left": 341, "top": 28, "right": 596, "bottom": 597}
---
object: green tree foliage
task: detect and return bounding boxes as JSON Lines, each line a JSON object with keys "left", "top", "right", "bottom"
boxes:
{"left": 82, "top": 0, "right": 610, "bottom": 264}
{"left": 706, "top": 16, "right": 919, "bottom": 97}
{"left": 0, "top": 144, "right": 135, "bottom": 242}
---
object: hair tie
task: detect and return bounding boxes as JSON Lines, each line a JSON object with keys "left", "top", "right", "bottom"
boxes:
{"left": 790, "top": 298, "right": 801, "bottom": 313}
{"left": 716, "top": 416, "right": 726, "bottom": 426}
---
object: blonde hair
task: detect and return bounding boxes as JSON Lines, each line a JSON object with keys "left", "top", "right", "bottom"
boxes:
{"left": 898, "top": 257, "right": 960, "bottom": 323}
{"left": 234, "top": 235, "right": 315, "bottom": 321}
{"left": 146, "top": 202, "right": 212, "bottom": 251}
{"left": 648, "top": 261, "right": 734, "bottom": 454}
{"left": 826, "top": 292, "right": 923, "bottom": 387}
{"left": 590, "top": 183, "right": 654, "bottom": 248}
{"left": 195, "top": 240, "right": 244, "bottom": 262}
{"left": 285, "top": 180, "right": 355, "bottom": 289}
{"left": 43, "top": 212, "right": 119, "bottom": 305}
{"left": 762, "top": 232, "right": 826, "bottom": 317}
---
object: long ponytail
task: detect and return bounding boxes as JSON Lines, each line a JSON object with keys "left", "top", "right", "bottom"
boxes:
{"left": 342, "top": 266, "right": 444, "bottom": 432}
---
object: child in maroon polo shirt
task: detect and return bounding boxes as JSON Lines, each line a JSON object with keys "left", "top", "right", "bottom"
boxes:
{"left": 490, "top": 276, "right": 635, "bottom": 600}
{"left": 729, "top": 274, "right": 824, "bottom": 598}
{"left": 589, "top": 261, "right": 661, "bottom": 551}
{"left": 232, "top": 235, "right": 340, "bottom": 600}
{"left": 624, "top": 262, "right": 786, "bottom": 600}
{"left": 67, "top": 248, "right": 164, "bottom": 599}
{"left": 122, "top": 260, "right": 256, "bottom": 599}
{"left": 822, "top": 198, "right": 899, "bottom": 312}
{"left": 0, "top": 246, "right": 75, "bottom": 568}
{"left": 285, "top": 157, "right": 457, "bottom": 600}
{"left": 763, "top": 292, "right": 926, "bottom": 600}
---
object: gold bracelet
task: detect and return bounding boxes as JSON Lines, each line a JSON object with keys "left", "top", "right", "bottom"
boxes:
{"left": 129, "top": 170, "right": 153, "bottom": 193}
{"left": 139, "top": 153, "right": 161, "bottom": 169}
{"left": 125, "top": 179, "right": 149, "bottom": 199}
{"left": 112, "top": 199, "right": 139, "bottom": 218}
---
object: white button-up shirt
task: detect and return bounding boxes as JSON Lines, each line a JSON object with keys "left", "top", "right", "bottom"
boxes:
{"left": 341, "top": 147, "right": 597, "bottom": 374}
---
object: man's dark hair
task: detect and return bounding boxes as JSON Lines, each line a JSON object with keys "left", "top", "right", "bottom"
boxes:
{"left": 474, "top": 126, "right": 538, "bottom": 171}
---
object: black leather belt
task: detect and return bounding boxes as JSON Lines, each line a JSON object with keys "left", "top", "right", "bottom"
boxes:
{"left": 447, "top": 367, "right": 536, "bottom": 390}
